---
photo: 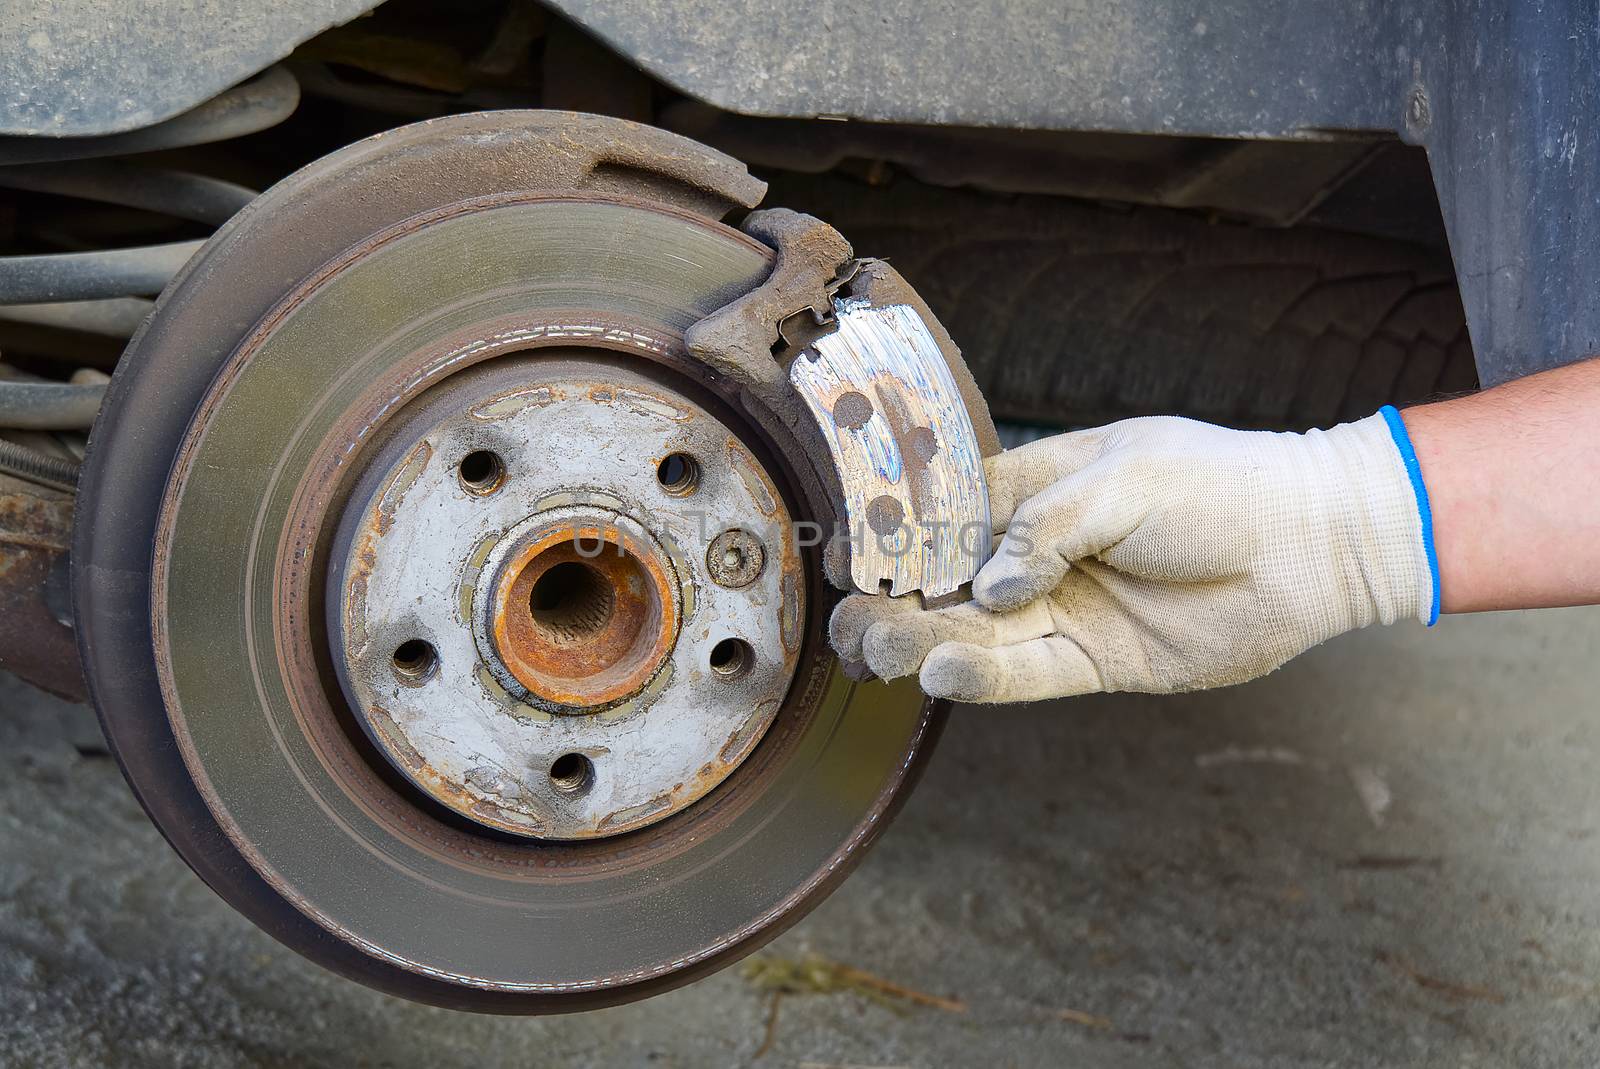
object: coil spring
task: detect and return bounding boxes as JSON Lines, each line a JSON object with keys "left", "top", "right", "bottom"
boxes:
{"left": 0, "top": 66, "right": 299, "bottom": 489}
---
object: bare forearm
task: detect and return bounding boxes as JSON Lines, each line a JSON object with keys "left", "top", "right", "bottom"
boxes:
{"left": 1403, "top": 356, "right": 1600, "bottom": 613}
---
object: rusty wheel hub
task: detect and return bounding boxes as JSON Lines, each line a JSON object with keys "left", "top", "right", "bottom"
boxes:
{"left": 330, "top": 356, "right": 803, "bottom": 839}
{"left": 487, "top": 512, "right": 679, "bottom": 710}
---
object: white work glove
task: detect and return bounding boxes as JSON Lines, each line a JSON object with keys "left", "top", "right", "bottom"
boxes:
{"left": 831, "top": 411, "right": 1438, "bottom": 702}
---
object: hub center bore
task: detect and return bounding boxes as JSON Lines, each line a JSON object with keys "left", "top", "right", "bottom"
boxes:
{"left": 529, "top": 561, "right": 615, "bottom": 644}
{"left": 483, "top": 511, "right": 680, "bottom": 712}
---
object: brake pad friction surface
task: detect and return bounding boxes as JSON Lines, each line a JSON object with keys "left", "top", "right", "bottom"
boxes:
{"left": 790, "top": 299, "right": 991, "bottom": 598}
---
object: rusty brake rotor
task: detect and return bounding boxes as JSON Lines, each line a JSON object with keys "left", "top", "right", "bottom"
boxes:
{"left": 74, "top": 111, "right": 992, "bottom": 1011}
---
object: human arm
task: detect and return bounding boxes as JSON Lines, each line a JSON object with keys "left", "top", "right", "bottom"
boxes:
{"left": 831, "top": 356, "right": 1600, "bottom": 702}
{"left": 1404, "top": 357, "right": 1600, "bottom": 612}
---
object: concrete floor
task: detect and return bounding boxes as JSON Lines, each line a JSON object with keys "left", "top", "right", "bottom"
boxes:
{"left": 3, "top": 607, "right": 1598, "bottom": 1067}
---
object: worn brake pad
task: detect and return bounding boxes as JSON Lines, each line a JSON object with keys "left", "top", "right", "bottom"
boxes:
{"left": 789, "top": 299, "right": 991, "bottom": 599}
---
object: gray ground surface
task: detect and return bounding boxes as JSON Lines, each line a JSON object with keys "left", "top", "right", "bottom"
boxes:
{"left": 4, "top": 607, "right": 1598, "bottom": 1067}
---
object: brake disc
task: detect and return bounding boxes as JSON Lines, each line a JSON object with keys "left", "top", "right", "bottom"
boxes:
{"left": 74, "top": 112, "right": 978, "bottom": 1010}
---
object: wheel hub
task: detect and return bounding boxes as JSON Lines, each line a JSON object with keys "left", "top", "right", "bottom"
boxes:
{"left": 331, "top": 356, "right": 803, "bottom": 840}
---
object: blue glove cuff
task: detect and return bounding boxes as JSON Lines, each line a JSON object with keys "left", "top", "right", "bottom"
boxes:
{"left": 1378, "top": 404, "right": 1440, "bottom": 626}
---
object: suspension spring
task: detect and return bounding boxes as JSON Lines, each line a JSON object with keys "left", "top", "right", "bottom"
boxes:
{"left": 0, "top": 67, "right": 299, "bottom": 487}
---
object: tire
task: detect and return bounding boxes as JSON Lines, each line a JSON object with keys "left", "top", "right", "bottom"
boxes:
{"left": 768, "top": 173, "right": 1477, "bottom": 432}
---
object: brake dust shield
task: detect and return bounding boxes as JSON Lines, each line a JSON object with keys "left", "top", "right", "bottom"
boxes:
{"left": 74, "top": 112, "right": 968, "bottom": 1011}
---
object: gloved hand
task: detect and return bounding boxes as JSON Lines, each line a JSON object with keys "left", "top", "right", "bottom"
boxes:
{"left": 831, "top": 410, "right": 1439, "bottom": 702}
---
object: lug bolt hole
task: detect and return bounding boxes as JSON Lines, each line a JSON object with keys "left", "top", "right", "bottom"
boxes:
{"left": 709, "top": 637, "right": 753, "bottom": 680}
{"left": 459, "top": 450, "right": 505, "bottom": 495}
{"left": 656, "top": 452, "right": 701, "bottom": 496}
{"left": 392, "top": 639, "right": 438, "bottom": 683}
{"left": 549, "top": 752, "right": 594, "bottom": 794}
